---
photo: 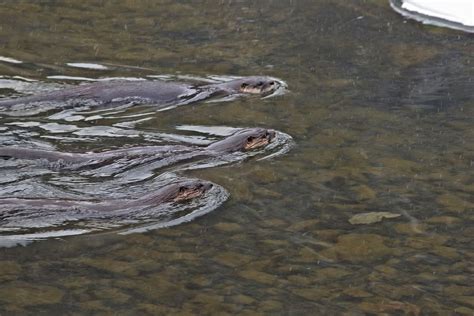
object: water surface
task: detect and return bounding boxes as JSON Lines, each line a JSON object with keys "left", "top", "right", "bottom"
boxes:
{"left": 0, "top": 0, "right": 473, "bottom": 314}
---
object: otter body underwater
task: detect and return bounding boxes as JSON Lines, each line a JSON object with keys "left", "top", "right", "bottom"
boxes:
{"left": 0, "top": 128, "right": 276, "bottom": 176}
{"left": 0, "top": 179, "right": 213, "bottom": 214}
{"left": 0, "top": 76, "right": 282, "bottom": 111}
{"left": 0, "top": 179, "right": 218, "bottom": 236}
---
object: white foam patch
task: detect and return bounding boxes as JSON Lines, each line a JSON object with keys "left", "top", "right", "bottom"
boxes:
{"left": 47, "top": 76, "right": 147, "bottom": 81}
{"left": 66, "top": 63, "right": 108, "bottom": 70}
{"left": 12, "top": 76, "right": 37, "bottom": 82}
{"left": 98, "top": 77, "right": 146, "bottom": 81}
{"left": 47, "top": 75, "right": 97, "bottom": 81}
{"left": 0, "top": 229, "right": 90, "bottom": 248}
{"left": 39, "top": 123, "right": 79, "bottom": 133}
{"left": 0, "top": 56, "right": 22, "bottom": 64}
{"left": 5, "top": 121, "right": 41, "bottom": 128}
{"left": 73, "top": 126, "right": 140, "bottom": 137}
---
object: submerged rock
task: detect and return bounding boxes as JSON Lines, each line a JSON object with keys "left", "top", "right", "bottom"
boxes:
{"left": 352, "top": 185, "right": 377, "bottom": 201}
{"left": 213, "top": 252, "right": 253, "bottom": 268}
{"left": 214, "top": 222, "right": 242, "bottom": 233}
{"left": 349, "top": 212, "right": 401, "bottom": 225}
{"left": 437, "top": 193, "right": 474, "bottom": 213}
{"left": 320, "top": 233, "right": 392, "bottom": 263}
{"left": 239, "top": 270, "right": 277, "bottom": 285}
{"left": 358, "top": 299, "right": 421, "bottom": 315}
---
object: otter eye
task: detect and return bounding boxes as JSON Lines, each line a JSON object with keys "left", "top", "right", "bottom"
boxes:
{"left": 241, "top": 83, "right": 248, "bottom": 89}
{"left": 247, "top": 136, "right": 255, "bottom": 143}
{"left": 269, "top": 81, "right": 275, "bottom": 86}
{"left": 179, "top": 187, "right": 186, "bottom": 193}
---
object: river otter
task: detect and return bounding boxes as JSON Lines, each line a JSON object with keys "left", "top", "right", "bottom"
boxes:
{"left": 0, "top": 179, "right": 213, "bottom": 222}
{"left": 0, "top": 76, "right": 282, "bottom": 111}
{"left": 0, "top": 128, "right": 276, "bottom": 168}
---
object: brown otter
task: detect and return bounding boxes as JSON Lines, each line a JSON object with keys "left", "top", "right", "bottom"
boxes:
{"left": 206, "top": 128, "right": 275, "bottom": 152}
{"left": 0, "top": 76, "right": 282, "bottom": 110}
{"left": 0, "top": 127, "right": 276, "bottom": 168}
{"left": 0, "top": 179, "right": 213, "bottom": 214}
{"left": 140, "top": 180, "right": 213, "bottom": 204}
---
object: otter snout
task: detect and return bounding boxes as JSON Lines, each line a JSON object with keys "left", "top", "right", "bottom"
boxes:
{"left": 239, "top": 78, "right": 280, "bottom": 95}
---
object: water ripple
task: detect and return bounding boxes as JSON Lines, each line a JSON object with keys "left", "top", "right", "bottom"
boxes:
{"left": 0, "top": 174, "right": 229, "bottom": 248}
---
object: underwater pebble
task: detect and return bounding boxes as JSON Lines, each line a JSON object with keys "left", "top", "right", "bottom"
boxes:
{"left": 313, "top": 267, "right": 352, "bottom": 282}
{"left": 349, "top": 212, "right": 401, "bottom": 225}
{"left": 291, "top": 287, "right": 333, "bottom": 301}
{"left": 454, "top": 306, "right": 474, "bottom": 315}
{"left": 214, "top": 222, "right": 242, "bottom": 232}
{"left": 258, "top": 300, "right": 283, "bottom": 312}
{"left": 352, "top": 185, "right": 376, "bottom": 200}
{"left": 357, "top": 299, "right": 421, "bottom": 315}
{"left": 394, "top": 223, "right": 427, "bottom": 235}
{"left": 0, "top": 282, "right": 63, "bottom": 306}
{"left": 137, "top": 303, "right": 180, "bottom": 315}
{"left": 320, "top": 233, "right": 392, "bottom": 263}
{"left": 426, "top": 216, "right": 461, "bottom": 225}
{"left": 287, "top": 274, "right": 313, "bottom": 287}
{"left": 239, "top": 270, "right": 277, "bottom": 285}
{"left": 287, "top": 219, "right": 320, "bottom": 232}
{"left": 185, "top": 293, "right": 236, "bottom": 315}
{"left": 343, "top": 288, "right": 373, "bottom": 298}
{"left": 213, "top": 252, "right": 253, "bottom": 268}
{"left": 453, "top": 296, "right": 474, "bottom": 307}
{"left": 430, "top": 245, "right": 460, "bottom": 260}
{"left": 77, "top": 258, "right": 138, "bottom": 276}
{"left": 0, "top": 261, "right": 21, "bottom": 281}
{"left": 258, "top": 218, "right": 288, "bottom": 228}
{"left": 79, "top": 300, "right": 111, "bottom": 312}
{"left": 92, "top": 287, "right": 130, "bottom": 304}
{"left": 297, "top": 247, "right": 331, "bottom": 263}
{"left": 437, "top": 193, "right": 474, "bottom": 213}
{"left": 231, "top": 294, "right": 255, "bottom": 305}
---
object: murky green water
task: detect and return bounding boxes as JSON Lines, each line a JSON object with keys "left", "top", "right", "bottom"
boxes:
{"left": 1, "top": 0, "right": 473, "bottom": 314}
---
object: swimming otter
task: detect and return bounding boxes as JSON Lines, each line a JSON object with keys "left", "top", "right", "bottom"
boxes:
{"left": 0, "top": 76, "right": 281, "bottom": 110}
{"left": 206, "top": 128, "right": 275, "bottom": 152}
{"left": 0, "top": 128, "right": 276, "bottom": 169}
{"left": 0, "top": 179, "right": 213, "bottom": 221}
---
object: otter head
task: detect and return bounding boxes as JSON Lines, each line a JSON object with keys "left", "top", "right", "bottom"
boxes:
{"left": 207, "top": 128, "right": 276, "bottom": 153}
{"left": 170, "top": 181, "right": 213, "bottom": 202}
{"left": 138, "top": 180, "right": 212, "bottom": 205}
{"left": 128, "top": 180, "right": 213, "bottom": 208}
{"left": 215, "top": 76, "right": 280, "bottom": 96}
{"left": 172, "top": 181, "right": 212, "bottom": 202}
{"left": 238, "top": 77, "right": 280, "bottom": 95}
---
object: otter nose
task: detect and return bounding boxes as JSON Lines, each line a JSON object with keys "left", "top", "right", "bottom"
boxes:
{"left": 266, "top": 130, "right": 276, "bottom": 139}
{"left": 200, "top": 183, "right": 213, "bottom": 191}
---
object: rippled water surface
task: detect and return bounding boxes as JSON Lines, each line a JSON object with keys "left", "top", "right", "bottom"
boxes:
{"left": 0, "top": 1, "right": 473, "bottom": 314}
